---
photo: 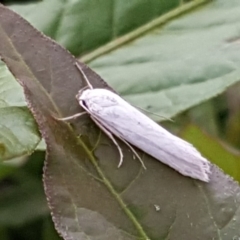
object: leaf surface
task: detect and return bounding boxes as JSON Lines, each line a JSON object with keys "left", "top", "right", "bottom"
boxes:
{"left": 87, "top": 0, "right": 240, "bottom": 120}
{"left": 0, "top": 4, "right": 240, "bottom": 240}
{"left": 181, "top": 124, "right": 240, "bottom": 183}
{"left": 10, "top": 0, "right": 191, "bottom": 55}
{"left": 0, "top": 63, "right": 40, "bottom": 160}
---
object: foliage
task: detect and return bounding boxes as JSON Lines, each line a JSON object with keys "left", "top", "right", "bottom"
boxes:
{"left": 0, "top": 0, "right": 240, "bottom": 239}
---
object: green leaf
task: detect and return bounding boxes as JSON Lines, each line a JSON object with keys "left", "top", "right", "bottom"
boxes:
{"left": 86, "top": 0, "right": 240, "bottom": 121}
{"left": 0, "top": 62, "right": 25, "bottom": 107}
{"left": 0, "top": 63, "right": 40, "bottom": 160}
{"left": 181, "top": 124, "right": 240, "bottom": 182}
{"left": 10, "top": 0, "right": 195, "bottom": 55}
{"left": 0, "top": 4, "right": 240, "bottom": 240}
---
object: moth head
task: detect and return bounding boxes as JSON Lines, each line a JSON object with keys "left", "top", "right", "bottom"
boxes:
{"left": 76, "top": 88, "right": 92, "bottom": 110}
{"left": 76, "top": 88, "right": 85, "bottom": 101}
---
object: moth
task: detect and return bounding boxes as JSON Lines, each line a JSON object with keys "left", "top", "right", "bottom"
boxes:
{"left": 58, "top": 62, "right": 211, "bottom": 182}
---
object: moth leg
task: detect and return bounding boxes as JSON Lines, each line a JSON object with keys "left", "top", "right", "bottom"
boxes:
{"left": 56, "top": 112, "right": 87, "bottom": 121}
{"left": 91, "top": 117, "right": 124, "bottom": 168}
{"left": 116, "top": 137, "right": 146, "bottom": 170}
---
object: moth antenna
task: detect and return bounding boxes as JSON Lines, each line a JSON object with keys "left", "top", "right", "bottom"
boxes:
{"left": 75, "top": 62, "right": 93, "bottom": 89}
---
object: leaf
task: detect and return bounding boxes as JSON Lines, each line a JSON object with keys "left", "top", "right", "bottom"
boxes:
{"left": 10, "top": 0, "right": 240, "bottom": 122}
{"left": 180, "top": 124, "right": 240, "bottom": 182}
{"left": 0, "top": 62, "right": 25, "bottom": 107}
{"left": 5, "top": 0, "right": 240, "bottom": 153}
{"left": 0, "top": 4, "right": 240, "bottom": 240}
{"left": 0, "top": 63, "right": 40, "bottom": 160}
{"left": 86, "top": 0, "right": 240, "bottom": 121}
{"left": 9, "top": 0, "right": 197, "bottom": 55}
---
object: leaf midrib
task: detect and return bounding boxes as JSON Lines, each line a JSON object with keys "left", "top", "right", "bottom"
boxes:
{"left": 0, "top": 18, "right": 150, "bottom": 240}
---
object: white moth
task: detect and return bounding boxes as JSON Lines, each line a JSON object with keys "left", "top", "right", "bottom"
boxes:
{"left": 59, "top": 62, "right": 211, "bottom": 182}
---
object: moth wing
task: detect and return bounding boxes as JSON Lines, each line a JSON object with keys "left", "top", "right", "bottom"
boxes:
{"left": 88, "top": 92, "right": 210, "bottom": 182}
